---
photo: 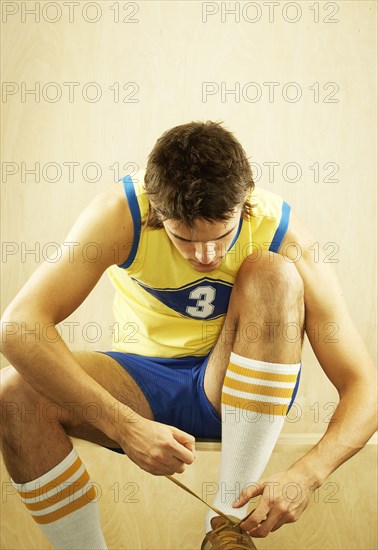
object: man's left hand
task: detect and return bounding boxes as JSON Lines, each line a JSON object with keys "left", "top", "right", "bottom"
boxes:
{"left": 232, "top": 469, "right": 318, "bottom": 537}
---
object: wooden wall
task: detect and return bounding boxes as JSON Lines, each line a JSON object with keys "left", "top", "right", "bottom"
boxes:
{"left": 1, "top": 1, "right": 377, "bottom": 548}
{"left": 1, "top": 437, "right": 377, "bottom": 549}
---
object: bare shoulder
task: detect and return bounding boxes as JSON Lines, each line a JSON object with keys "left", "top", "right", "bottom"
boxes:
{"left": 84, "top": 180, "right": 131, "bottom": 228}
{"left": 277, "top": 210, "right": 315, "bottom": 259}
{"left": 276, "top": 209, "right": 346, "bottom": 315}
{"left": 66, "top": 180, "right": 133, "bottom": 266}
{"left": 1, "top": 182, "right": 134, "bottom": 324}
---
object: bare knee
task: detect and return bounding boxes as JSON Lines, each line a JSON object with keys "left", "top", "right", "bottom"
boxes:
{"left": 232, "top": 250, "right": 304, "bottom": 331}
{"left": 1, "top": 367, "right": 34, "bottom": 434}
{"left": 1, "top": 365, "right": 26, "bottom": 417}
{"left": 0, "top": 366, "right": 68, "bottom": 439}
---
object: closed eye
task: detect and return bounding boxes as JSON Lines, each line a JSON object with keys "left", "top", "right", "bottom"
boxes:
{"left": 168, "top": 224, "right": 237, "bottom": 242}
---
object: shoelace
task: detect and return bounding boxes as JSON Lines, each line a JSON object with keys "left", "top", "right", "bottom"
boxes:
{"left": 165, "top": 474, "right": 253, "bottom": 527}
{"left": 210, "top": 522, "right": 254, "bottom": 550}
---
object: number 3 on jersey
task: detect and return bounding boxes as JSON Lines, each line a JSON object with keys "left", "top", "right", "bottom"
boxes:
{"left": 186, "top": 286, "right": 216, "bottom": 319}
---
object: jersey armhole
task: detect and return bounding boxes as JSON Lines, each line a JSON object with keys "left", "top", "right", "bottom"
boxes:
{"left": 117, "top": 175, "right": 142, "bottom": 269}
{"left": 269, "top": 201, "right": 291, "bottom": 253}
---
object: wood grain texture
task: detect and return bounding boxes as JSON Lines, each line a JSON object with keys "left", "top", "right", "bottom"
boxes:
{"left": 1, "top": 1, "right": 376, "bottom": 429}
{"left": 1, "top": 1, "right": 377, "bottom": 548}
{"left": 1, "top": 437, "right": 377, "bottom": 550}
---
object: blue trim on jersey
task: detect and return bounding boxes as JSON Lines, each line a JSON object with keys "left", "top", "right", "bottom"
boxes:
{"left": 269, "top": 201, "right": 291, "bottom": 253}
{"left": 131, "top": 276, "right": 233, "bottom": 293}
{"left": 131, "top": 276, "right": 233, "bottom": 320}
{"left": 117, "top": 175, "right": 141, "bottom": 269}
{"left": 227, "top": 215, "right": 243, "bottom": 251}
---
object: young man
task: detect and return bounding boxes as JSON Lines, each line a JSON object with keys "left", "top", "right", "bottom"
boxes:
{"left": 0, "top": 121, "right": 376, "bottom": 550}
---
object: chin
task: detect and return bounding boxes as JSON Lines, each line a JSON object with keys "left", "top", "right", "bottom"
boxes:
{"left": 193, "top": 266, "right": 216, "bottom": 272}
{"left": 190, "top": 260, "right": 221, "bottom": 271}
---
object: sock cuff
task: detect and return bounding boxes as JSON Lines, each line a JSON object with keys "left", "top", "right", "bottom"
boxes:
{"left": 9, "top": 451, "right": 107, "bottom": 548}
{"left": 223, "top": 353, "right": 301, "bottom": 416}
{"left": 230, "top": 351, "right": 301, "bottom": 375}
{"left": 11, "top": 447, "right": 98, "bottom": 527}
{"left": 11, "top": 447, "right": 78, "bottom": 492}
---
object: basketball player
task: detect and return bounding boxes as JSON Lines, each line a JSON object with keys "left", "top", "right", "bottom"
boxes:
{"left": 1, "top": 121, "right": 376, "bottom": 549}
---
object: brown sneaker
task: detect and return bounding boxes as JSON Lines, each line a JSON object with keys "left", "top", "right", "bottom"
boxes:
{"left": 201, "top": 515, "right": 257, "bottom": 549}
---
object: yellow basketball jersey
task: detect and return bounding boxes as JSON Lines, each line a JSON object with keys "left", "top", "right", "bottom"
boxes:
{"left": 107, "top": 170, "right": 291, "bottom": 358}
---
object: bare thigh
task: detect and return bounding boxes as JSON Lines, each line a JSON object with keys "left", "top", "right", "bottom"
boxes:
{"left": 65, "top": 351, "right": 155, "bottom": 446}
{"left": 2, "top": 351, "right": 154, "bottom": 449}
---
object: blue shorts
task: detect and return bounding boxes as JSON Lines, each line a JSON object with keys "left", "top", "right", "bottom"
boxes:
{"left": 97, "top": 351, "right": 222, "bottom": 450}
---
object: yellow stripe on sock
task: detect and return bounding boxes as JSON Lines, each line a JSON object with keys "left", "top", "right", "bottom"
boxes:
{"left": 221, "top": 391, "right": 288, "bottom": 416}
{"left": 223, "top": 376, "right": 294, "bottom": 398}
{"left": 24, "top": 470, "right": 90, "bottom": 511}
{"left": 228, "top": 361, "right": 297, "bottom": 383}
{"left": 18, "top": 457, "right": 82, "bottom": 499}
{"left": 32, "top": 485, "right": 97, "bottom": 524}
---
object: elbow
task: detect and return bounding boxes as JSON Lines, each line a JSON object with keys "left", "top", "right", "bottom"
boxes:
{"left": 0, "top": 306, "right": 44, "bottom": 357}
{"left": 0, "top": 307, "right": 23, "bottom": 356}
{"left": 338, "top": 368, "right": 377, "bottom": 398}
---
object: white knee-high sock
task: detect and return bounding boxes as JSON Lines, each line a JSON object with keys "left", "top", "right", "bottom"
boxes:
{"left": 205, "top": 351, "right": 301, "bottom": 532}
{"left": 12, "top": 447, "right": 107, "bottom": 549}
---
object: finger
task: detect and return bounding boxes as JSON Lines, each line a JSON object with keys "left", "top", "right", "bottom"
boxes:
{"left": 233, "top": 482, "right": 264, "bottom": 508}
{"left": 271, "top": 517, "right": 289, "bottom": 532}
{"left": 146, "top": 455, "right": 186, "bottom": 476}
{"left": 184, "top": 439, "right": 196, "bottom": 454}
{"left": 170, "top": 428, "right": 196, "bottom": 462}
{"left": 171, "top": 441, "right": 195, "bottom": 465}
{"left": 150, "top": 441, "right": 193, "bottom": 473}
{"left": 247, "top": 511, "right": 281, "bottom": 538}
{"left": 163, "top": 455, "right": 191, "bottom": 475}
{"left": 270, "top": 507, "right": 304, "bottom": 532}
{"left": 239, "top": 500, "right": 270, "bottom": 532}
{"left": 171, "top": 426, "right": 196, "bottom": 449}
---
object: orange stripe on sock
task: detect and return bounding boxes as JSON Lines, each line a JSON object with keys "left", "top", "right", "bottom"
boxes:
{"left": 228, "top": 361, "right": 297, "bottom": 383}
{"left": 32, "top": 485, "right": 96, "bottom": 524}
{"left": 223, "top": 376, "right": 293, "bottom": 398}
{"left": 18, "top": 457, "right": 82, "bottom": 499}
{"left": 221, "top": 391, "right": 288, "bottom": 416}
{"left": 24, "top": 471, "right": 90, "bottom": 511}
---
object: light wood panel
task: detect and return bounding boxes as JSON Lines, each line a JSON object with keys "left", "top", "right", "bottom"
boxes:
{"left": 1, "top": 0, "right": 376, "bottom": 382}
{"left": 1, "top": 1, "right": 377, "bottom": 548}
{"left": 1, "top": 437, "right": 377, "bottom": 550}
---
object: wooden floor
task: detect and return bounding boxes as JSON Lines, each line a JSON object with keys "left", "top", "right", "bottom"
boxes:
{"left": 1, "top": 435, "right": 377, "bottom": 550}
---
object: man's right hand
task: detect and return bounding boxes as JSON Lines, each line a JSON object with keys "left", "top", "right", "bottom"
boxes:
{"left": 117, "top": 415, "right": 196, "bottom": 475}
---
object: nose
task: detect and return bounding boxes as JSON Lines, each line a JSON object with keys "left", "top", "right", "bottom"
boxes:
{"left": 194, "top": 242, "right": 217, "bottom": 264}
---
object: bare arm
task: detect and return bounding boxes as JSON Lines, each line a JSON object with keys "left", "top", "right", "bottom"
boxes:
{"left": 234, "top": 210, "right": 377, "bottom": 536}
{"left": 0, "top": 182, "right": 134, "bottom": 442}
{"left": 1, "top": 183, "right": 196, "bottom": 474}
{"left": 281, "top": 211, "right": 377, "bottom": 485}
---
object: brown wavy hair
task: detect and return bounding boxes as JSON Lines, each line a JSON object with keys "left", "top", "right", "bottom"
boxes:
{"left": 143, "top": 120, "right": 255, "bottom": 229}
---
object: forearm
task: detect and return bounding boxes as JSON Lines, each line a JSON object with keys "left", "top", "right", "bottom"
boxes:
{"left": 1, "top": 318, "right": 135, "bottom": 441}
{"left": 289, "top": 381, "right": 377, "bottom": 487}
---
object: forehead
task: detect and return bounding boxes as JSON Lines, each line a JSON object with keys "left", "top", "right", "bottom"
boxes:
{"left": 164, "top": 210, "right": 240, "bottom": 241}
